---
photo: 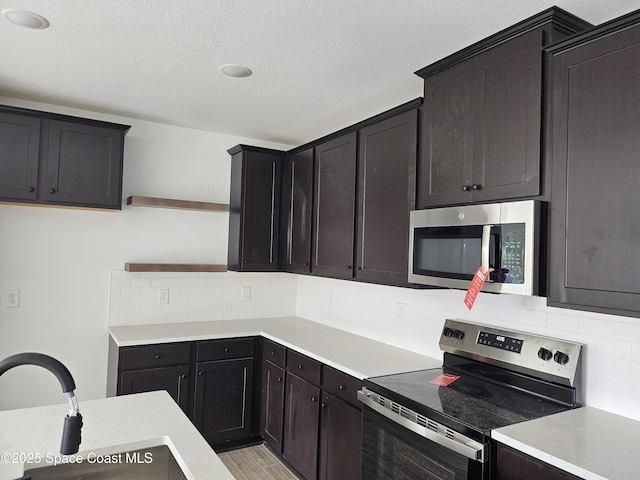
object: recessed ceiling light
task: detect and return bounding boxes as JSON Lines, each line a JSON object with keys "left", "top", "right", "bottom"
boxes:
{"left": 219, "top": 64, "right": 252, "bottom": 78}
{"left": 2, "top": 9, "right": 50, "bottom": 29}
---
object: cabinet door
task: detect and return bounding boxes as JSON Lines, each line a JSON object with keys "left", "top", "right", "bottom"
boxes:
{"left": 45, "top": 120, "right": 124, "bottom": 208}
{"left": 356, "top": 109, "right": 417, "bottom": 285}
{"left": 260, "top": 360, "right": 285, "bottom": 453}
{"left": 283, "top": 372, "right": 320, "bottom": 480}
{"left": 418, "top": 60, "right": 476, "bottom": 207}
{"left": 119, "top": 365, "right": 190, "bottom": 414}
{"left": 283, "top": 148, "right": 314, "bottom": 273}
{"left": 548, "top": 22, "right": 640, "bottom": 315}
{"left": 194, "top": 358, "right": 254, "bottom": 445}
{"left": 471, "top": 29, "right": 542, "bottom": 202}
{"left": 496, "top": 443, "right": 581, "bottom": 480}
{"left": 0, "top": 112, "right": 40, "bottom": 201}
{"left": 318, "top": 393, "right": 362, "bottom": 480}
{"left": 419, "top": 29, "right": 543, "bottom": 207}
{"left": 312, "top": 132, "right": 357, "bottom": 279}
{"left": 228, "top": 147, "right": 282, "bottom": 271}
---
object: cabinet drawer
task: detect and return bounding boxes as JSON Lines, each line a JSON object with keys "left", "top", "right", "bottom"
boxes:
{"left": 263, "top": 339, "right": 286, "bottom": 368}
{"left": 322, "top": 365, "right": 362, "bottom": 408}
{"left": 196, "top": 337, "right": 255, "bottom": 362}
{"left": 287, "top": 350, "right": 321, "bottom": 385}
{"left": 120, "top": 343, "right": 191, "bottom": 370}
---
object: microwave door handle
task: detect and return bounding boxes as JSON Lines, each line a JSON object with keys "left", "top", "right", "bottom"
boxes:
{"left": 481, "top": 225, "right": 492, "bottom": 274}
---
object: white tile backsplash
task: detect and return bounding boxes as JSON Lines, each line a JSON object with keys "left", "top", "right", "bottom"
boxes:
{"left": 109, "top": 271, "right": 297, "bottom": 325}
{"left": 109, "top": 270, "right": 640, "bottom": 422}
{"left": 295, "top": 275, "right": 640, "bottom": 422}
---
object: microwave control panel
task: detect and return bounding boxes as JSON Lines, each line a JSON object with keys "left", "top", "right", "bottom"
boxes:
{"left": 500, "top": 224, "right": 525, "bottom": 284}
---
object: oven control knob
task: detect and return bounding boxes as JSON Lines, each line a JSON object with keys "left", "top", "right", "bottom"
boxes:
{"left": 443, "top": 327, "right": 454, "bottom": 338}
{"left": 554, "top": 351, "right": 569, "bottom": 365}
{"left": 453, "top": 329, "right": 465, "bottom": 340}
{"left": 537, "top": 347, "right": 553, "bottom": 361}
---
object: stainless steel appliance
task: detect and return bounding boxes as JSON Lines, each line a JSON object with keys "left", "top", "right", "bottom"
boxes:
{"left": 358, "top": 319, "right": 582, "bottom": 480}
{"left": 408, "top": 200, "right": 544, "bottom": 295}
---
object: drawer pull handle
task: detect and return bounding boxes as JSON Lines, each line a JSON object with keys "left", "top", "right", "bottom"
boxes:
{"left": 277, "top": 377, "right": 282, "bottom": 382}
{"left": 154, "top": 354, "right": 161, "bottom": 360}
{"left": 311, "top": 397, "right": 317, "bottom": 403}
{"left": 298, "top": 364, "right": 303, "bottom": 369}
{"left": 198, "top": 371, "right": 204, "bottom": 376}
{"left": 28, "top": 186, "right": 35, "bottom": 193}
{"left": 321, "top": 402, "right": 327, "bottom": 408}
{"left": 180, "top": 374, "right": 187, "bottom": 379}
{"left": 338, "top": 385, "right": 345, "bottom": 390}
{"left": 224, "top": 348, "right": 229, "bottom": 352}
{"left": 271, "top": 351, "right": 276, "bottom": 356}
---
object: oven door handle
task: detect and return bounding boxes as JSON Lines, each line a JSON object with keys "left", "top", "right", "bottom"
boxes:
{"left": 358, "top": 389, "right": 485, "bottom": 462}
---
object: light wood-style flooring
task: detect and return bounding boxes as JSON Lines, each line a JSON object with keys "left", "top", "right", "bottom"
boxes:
{"left": 219, "top": 443, "right": 300, "bottom": 480}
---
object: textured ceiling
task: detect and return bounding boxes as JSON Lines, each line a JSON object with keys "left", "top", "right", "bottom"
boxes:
{"left": 1, "top": 0, "right": 638, "bottom": 146}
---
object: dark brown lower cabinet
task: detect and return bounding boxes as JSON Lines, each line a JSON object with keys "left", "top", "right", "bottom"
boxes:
{"left": 119, "top": 365, "right": 190, "bottom": 414}
{"left": 194, "top": 357, "right": 255, "bottom": 446}
{"left": 319, "top": 392, "right": 362, "bottom": 480}
{"left": 261, "top": 360, "right": 285, "bottom": 452}
{"left": 283, "top": 372, "right": 320, "bottom": 480}
{"left": 112, "top": 338, "right": 259, "bottom": 451}
{"left": 496, "top": 443, "right": 581, "bottom": 480}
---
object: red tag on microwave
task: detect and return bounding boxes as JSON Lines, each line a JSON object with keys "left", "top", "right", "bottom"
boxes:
{"left": 464, "top": 267, "right": 489, "bottom": 310}
{"left": 429, "top": 373, "right": 460, "bottom": 386}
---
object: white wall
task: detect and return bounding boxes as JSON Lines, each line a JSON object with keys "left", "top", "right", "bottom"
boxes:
{"left": 296, "top": 275, "right": 640, "bottom": 422}
{"left": 0, "top": 97, "right": 292, "bottom": 410}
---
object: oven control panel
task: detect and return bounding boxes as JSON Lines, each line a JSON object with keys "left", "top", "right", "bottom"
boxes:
{"left": 439, "top": 319, "right": 582, "bottom": 387}
{"left": 477, "top": 331, "right": 523, "bottom": 353}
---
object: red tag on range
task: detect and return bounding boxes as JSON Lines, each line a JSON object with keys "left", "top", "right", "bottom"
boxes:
{"left": 429, "top": 374, "right": 460, "bottom": 386}
{"left": 464, "top": 267, "right": 489, "bottom": 310}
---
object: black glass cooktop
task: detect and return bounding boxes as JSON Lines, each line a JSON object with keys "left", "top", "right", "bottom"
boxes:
{"left": 363, "top": 367, "right": 572, "bottom": 434}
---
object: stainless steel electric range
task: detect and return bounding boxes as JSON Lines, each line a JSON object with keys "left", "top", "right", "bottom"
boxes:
{"left": 358, "top": 319, "right": 583, "bottom": 480}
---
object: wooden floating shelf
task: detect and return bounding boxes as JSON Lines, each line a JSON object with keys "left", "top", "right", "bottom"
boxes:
{"left": 126, "top": 195, "right": 229, "bottom": 212}
{"left": 125, "top": 263, "right": 228, "bottom": 273}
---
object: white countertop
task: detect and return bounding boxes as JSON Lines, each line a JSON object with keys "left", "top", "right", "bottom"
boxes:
{"left": 109, "top": 316, "right": 442, "bottom": 379}
{"left": 0, "top": 391, "right": 233, "bottom": 480}
{"left": 493, "top": 406, "right": 640, "bottom": 480}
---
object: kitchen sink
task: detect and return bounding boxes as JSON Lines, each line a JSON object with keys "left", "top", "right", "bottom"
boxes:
{"left": 21, "top": 443, "right": 188, "bottom": 480}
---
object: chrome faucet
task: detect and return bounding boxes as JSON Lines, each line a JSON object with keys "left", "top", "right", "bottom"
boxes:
{"left": 0, "top": 353, "right": 83, "bottom": 455}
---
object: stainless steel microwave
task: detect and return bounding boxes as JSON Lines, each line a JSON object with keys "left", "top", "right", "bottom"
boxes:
{"left": 408, "top": 200, "right": 544, "bottom": 295}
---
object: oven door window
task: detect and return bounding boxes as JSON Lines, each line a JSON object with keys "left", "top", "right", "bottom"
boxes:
{"left": 413, "top": 226, "right": 495, "bottom": 281}
{"left": 361, "top": 406, "right": 484, "bottom": 480}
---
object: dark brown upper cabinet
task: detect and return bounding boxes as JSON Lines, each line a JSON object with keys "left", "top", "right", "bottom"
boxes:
{"left": 416, "top": 8, "right": 591, "bottom": 208}
{"left": 228, "top": 145, "right": 285, "bottom": 272}
{"left": 0, "top": 105, "right": 130, "bottom": 209}
{"left": 0, "top": 111, "right": 40, "bottom": 201}
{"left": 281, "top": 100, "right": 420, "bottom": 286}
{"left": 547, "top": 10, "right": 640, "bottom": 318}
{"left": 311, "top": 132, "right": 358, "bottom": 279}
{"left": 280, "top": 148, "right": 314, "bottom": 273}
{"left": 355, "top": 108, "right": 417, "bottom": 286}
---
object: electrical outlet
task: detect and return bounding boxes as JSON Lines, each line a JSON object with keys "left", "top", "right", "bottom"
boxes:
{"left": 241, "top": 286, "right": 251, "bottom": 302}
{"left": 158, "top": 289, "right": 170, "bottom": 305}
{"left": 6, "top": 290, "right": 20, "bottom": 308}
{"left": 394, "top": 303, "right": 405, "bottom": 323}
